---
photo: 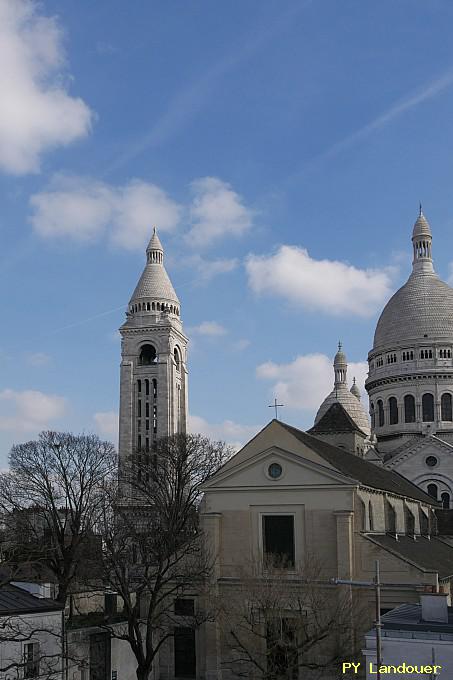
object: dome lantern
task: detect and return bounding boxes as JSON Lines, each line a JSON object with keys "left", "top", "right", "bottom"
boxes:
{"left": 412, "top": 205, "right": 434, "bottom": 274}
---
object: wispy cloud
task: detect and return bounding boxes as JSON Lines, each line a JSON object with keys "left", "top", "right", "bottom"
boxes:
{"left": 107, "top": 1, "right": 312, "bottom": 173}
{"left": 308, "top": 68, "right": 453, "bottom": 167}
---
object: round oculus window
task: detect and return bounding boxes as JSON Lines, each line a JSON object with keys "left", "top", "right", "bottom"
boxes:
{"left": 268, "top": 463, "right": 283, "bottom": 479}
{"left": 426, "top": 456, "right": 438, "bottom": 468}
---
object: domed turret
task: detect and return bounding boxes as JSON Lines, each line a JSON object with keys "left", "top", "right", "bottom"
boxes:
{"left": 350, "top": 377, "right": 361, "bottom": 400}
{"left": 314, "top": 343, "right": 370, "bottom": 435}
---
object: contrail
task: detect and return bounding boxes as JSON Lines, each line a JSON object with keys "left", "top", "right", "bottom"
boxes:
{"left": 48, "top": 305, "right": 126, "bottom": 335}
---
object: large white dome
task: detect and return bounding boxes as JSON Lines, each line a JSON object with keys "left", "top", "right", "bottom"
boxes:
{"left": 373, "top": 271, "right": 453, "bottom": 351}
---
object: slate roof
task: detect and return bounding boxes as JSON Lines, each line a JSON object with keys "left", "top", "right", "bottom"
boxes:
{"left": 364, "top": 534, "right": 453, "bottom": 580}
{"left": 0, "top": 584, "right": 63, "bottom": 615}
{"left": 280, "top": 421, "right": 439, "bottom": 505}
{"left": 380, "top": 602, "right": 453, "bottom": 634}
{"left": 308, "top": 402, "right": 366, "bottom": 435}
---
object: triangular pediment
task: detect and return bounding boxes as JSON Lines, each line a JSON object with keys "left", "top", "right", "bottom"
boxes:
{"left": 385, "top": 435, "right": 453, "bottom": 470}
{"left": 203, "top": 445, "right": 357, "bottom": 491}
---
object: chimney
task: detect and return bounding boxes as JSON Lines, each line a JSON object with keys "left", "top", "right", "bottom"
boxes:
{"left": 420, "top": 593, "right": 449, "bottom": 623}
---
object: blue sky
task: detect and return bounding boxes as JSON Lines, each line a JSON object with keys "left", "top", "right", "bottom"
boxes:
{"left": 2, "top": 0, "right": 453, "bottom": 462}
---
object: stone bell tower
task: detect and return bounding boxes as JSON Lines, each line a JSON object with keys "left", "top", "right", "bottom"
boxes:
{"left": 118, "top": 228, "right": 188, "bottom": 470}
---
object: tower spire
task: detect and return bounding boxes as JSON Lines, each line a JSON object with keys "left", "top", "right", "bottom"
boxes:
{"left": 412, "top": 206, "right": 434, "bottom": 274}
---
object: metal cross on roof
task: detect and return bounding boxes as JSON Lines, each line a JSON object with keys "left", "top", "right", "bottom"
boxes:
{"left": 268, "top": 397, "right": 284, "bottom": 420}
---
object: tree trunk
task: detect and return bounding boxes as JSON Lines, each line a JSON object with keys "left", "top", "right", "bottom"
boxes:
{"left": 136, "top": 665, "right": 152, "bottom": 680}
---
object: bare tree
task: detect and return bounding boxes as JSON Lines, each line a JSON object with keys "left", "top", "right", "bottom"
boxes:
{"left": 219, "top": 558, "right": 365, "bottom": 680}
{"left": 95, "top": 433, "right": 232, "bottom": 680}
{"left": 0, "top": 430, "right": 116, "bottom": 605}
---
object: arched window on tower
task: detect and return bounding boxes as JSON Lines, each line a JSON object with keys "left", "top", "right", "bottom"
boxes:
{"left": 404, "top": 395, "right": 416, "bottom": 423}
{"left": 139, "top": 344, "right": 157, "bottom": 365}
{"left": 377, "top": 400, "right": 384, "bottom": 427}
{"left": 174, "top": 346, "right": 181, "bottom": 372}
{"left": 388, "top": 397, "right": 398, "bottom": 425}
{"left": 441, "top": 393, "right": 453, "bottom": 421}
{"left": 370, "top": 403, "right": 375, "bottom": 428}
{"left": 441, "top": 492, "right": 450, "bottom": 509}
{"left": 422, "top": 393, "right": 434, "bottom": 422}
{"left": 427, "top": 483, "right": 438, "bottom": 500}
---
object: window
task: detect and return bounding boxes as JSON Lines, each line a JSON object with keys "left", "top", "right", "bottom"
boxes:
{"left": 388, "top": 397, "right": 398, "bottom": 425}
{"left": 267, "top": 619, "right": 298, "bottom": 680}
{"left": 137, "top": 400, "right": 141, "bottom": 417}
{"left": 268, "top": 463, "right": 283, "bottom": 479}
{"left": 422, "top": 393, "right": 434, "bottom": 422}
{"left": 153, "top": 379, "right": 157, "bottom": 398}
{"left": 369, "top": 501, "right": 374, "bottom": 531}
{"left": 441, "top": 492, "right": 450, "bottom": 509}
{"left": 370, "top": 402, "right": 375, "bottom": 428}
{"left": 262, "top": 515, "right": 295, "bottom": 568}
{"left": 385, "top": 500, "right": 396, "bottom": 534}
{"left": 175, "top": 598, "right": 195, "bottom": 616}
{"left": 405, "top": 506, "right": 415, "bottom": 536}
{"left": 441, "top": 393, "right": 453, "bottom": 421}
{"left": 404, "top": 395, "right": 416, "bottom": 423}
{"left": 174, "top": 347, "right": 181, "bottom": 371}
{"left": 425, "top": 456, "right": 438, "bottom": 468}
{"left": 24, "top": 643, "right": 39, "bottom": 678}
{"left": 137, "top": 379, "right": 141, "bottom": 393}
{"left": 377, "top": 400, "right": 384, "bottom": 427}
{"left": 174, "top": 627, "right": 196, "bottom": 678}
{"left": 139, "top": 344, "right": 157, "bottom": 365}
{"left": 427, "top": 483, "right": 438, "bottom": 500}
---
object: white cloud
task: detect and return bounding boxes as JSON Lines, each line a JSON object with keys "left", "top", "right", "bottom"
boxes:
{"left": 185, "top": 254, "right": 239, "bottom": 282}
{"left": 187, "top": 177, "right": 254, "bottom": 247}
{"left": 188, "top": 414, "right": 259, "bottom": 451}
{"left": 256, "top": 353, "right": 368, "bottom": 413}
{"left": 30, "top": 175, "right": 181, "bottom": 249}
{"left": 189, "top": 321, "right": 227, "bottom": 337}
{"left": 26, "top": 352, "right": 51, "bottom": 367}
{"left": 246, "top": 245, "right": 393, "bottom": 317}
{"left": 0, "top": 0, "right": 93, "bottom": 174}
{"left": 0, "top": 389, "right": 67, "bottom": 432}
{"left": 94, "top": 411, "right": 118, "bottom": 441}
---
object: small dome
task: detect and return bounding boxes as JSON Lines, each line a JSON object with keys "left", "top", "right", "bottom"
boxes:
{"left": 334, "top": 342, "right": 347, "bottom": 366}
{"left": 350, "top": 378, "right": 361, "bottom": 400}
{"left": 315, "top": 385, "right": 370, "bottom": 435}
{"left": 412, "top": 208, "right": 432, "bottom": 239}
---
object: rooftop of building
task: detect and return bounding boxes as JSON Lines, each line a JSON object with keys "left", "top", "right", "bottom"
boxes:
{"left": 0, "top": 583, "right": 63, "bottom": 616}
{"left": 364, "top": 534, "right": 453, "bottom": 580}
{"left": 280, "top": 421, "right": 438, "bottom": 505}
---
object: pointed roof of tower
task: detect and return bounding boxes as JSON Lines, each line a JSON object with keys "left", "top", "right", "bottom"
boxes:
{"left": 147, "top": 227, "right": 164, "bottom": 253}
{"left": 129, "top": 229, "right": 179, "bottom": 305}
